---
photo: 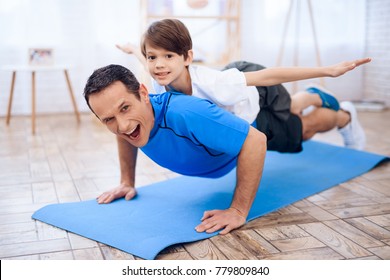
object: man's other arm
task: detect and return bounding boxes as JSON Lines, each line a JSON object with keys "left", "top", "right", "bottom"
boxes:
{"left": 97, "top": 136, "right": 138, "bottom": 203}
{"left": 195, "top": 127, "right": 267, "bottom": 234}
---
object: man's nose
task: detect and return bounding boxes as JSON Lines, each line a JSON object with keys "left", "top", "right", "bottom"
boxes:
{"left": 117, "top": 116, "right": 129, "bottom": 134}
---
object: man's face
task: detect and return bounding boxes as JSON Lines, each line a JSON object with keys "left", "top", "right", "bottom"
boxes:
{"left": 145, "top": 43, "right": 192, "bottom": 88}
{"left": 89, "top": 81, "right": 154, "bottom": 148}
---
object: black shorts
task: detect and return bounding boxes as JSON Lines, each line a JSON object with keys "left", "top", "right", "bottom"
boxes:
{"left": 223, "top": 61, "right": 303, "bottom": 153}
{"left": 256, "top": 108, "right": 303, "bottom": 153}
{"left": 223, "top": 61, "right": 291, "bottom": 121}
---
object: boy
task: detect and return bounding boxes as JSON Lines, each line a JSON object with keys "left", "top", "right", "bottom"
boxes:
{"left": 117, "top": 19, "right": 370, "bottom": 152}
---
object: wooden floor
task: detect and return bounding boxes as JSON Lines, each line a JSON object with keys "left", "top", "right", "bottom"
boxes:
{"left": 0, "top": 109, "right": 389, "bottom": 260}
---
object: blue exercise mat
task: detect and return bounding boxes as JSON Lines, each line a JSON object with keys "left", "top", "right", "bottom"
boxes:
{"left": 32, "top": 141, "right": 388, "bottom": 259}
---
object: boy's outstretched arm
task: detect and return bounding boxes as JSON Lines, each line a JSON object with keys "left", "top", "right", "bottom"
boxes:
{"left": 195, "top": 127, "right": 267, "bottom": 235}
{"left": 244, "top": 57, "right": 372, "bottom": 87}
{"left": 116, "top": 42, "right": 147, "bottom": 70}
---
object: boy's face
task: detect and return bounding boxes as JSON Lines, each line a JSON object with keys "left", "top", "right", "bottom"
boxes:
{"left": 144, "top": 43, "right": 192, "bottom": 89}
{"left": 89, "top": 81, "right": 154, "bottom": 148}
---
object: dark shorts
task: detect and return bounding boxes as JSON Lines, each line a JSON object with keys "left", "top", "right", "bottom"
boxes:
{"left": 223, "top": 61, "right": 303, "bottom": 153}
{"left": 256, "top": 108, "right": 303, "bottom": 153}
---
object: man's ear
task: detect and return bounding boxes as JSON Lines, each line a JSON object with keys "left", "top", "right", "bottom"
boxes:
{"left": 139, "top": 83, "right": 150, "bottom": 103}
{"left": 185, "top": 49, "right": 194, "bottom": 66}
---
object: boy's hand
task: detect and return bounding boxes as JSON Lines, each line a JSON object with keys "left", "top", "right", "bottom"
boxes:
{"left": 330, "top": 57, "right": 371, "bottom": 77}
{"left": 116, "top": 42, "right": 138, "bottom": 55}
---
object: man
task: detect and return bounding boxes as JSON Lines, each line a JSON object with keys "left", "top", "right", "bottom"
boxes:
{"left": 84, "top": 64, "right": 267, "bottom": 235}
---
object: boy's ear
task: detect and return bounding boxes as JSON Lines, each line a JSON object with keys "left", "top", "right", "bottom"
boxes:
{"left": 185, "top": 49, "right": 194, "bottom": 66}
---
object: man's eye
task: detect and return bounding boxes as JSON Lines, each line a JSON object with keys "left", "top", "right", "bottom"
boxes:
{"left": 121, "top": 105, "right": 129, "bottom": 112}
{"left": 104, "top": 117, "right": 113, "bottom": 123}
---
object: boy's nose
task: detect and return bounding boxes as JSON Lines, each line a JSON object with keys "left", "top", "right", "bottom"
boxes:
{"left": 155, "top": 58, "right": 165, "bottom": 68}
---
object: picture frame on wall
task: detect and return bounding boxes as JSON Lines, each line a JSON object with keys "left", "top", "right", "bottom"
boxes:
{"left": 28, "top": 48, "right": 54, "bottom": 66}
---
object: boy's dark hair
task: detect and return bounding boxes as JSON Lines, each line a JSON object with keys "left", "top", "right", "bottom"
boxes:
{"left": 141, "top": 19, "right": 193, "bottom": 60}
{"left": 83, "top": 64, "right": 140, "bottom": 113}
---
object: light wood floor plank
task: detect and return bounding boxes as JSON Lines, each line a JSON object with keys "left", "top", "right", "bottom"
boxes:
{"left": 40, "top": 250, "right": 74, "bottom": 260}
{"left": 210, "top": 234, "right": 259, "bottom": 259}
{"left": 68, "top": 232, "right": 99, "bottom": 250}
{"left": 323, "top": 220, "right": 384, "bottom": 248}
{"left": 328, "top": 203, "right": 390, "bottom": 219}
{"left": 255, "top": 225, "right": 310, "bottom": 241}
{"left": 0, "top": 239, "right": 71, "bottom": 258}
{"left": 241, "top": 213, "right": 318, "bottom": 230}
{"left": 270, "top": 236, "right": 325, "bottom": 252}
{"left": 299, "top": 222, "right": 372, "bottom": 258}
{"left": 261, "top": 247, "right": 344, "bottom": 260}
{"left": 156, "top": 250, "right": 194, "bottom": 260}
{"left": 183, "top": 239, "right": 228, "bottom": 260}
{"left": 367, "top": 246, "right": 390, "bottom": 259}
{"left": 344, "top": 217, "right": 390, "bottom": 240}
{"left": 366, "top": 214, "right": 390, "bottom": 227}
{"left": 73, "top": 247, "right": 104, "bottom": 260}
{"left": 32, "top": 182, "right": 58, "bottom": 203}
{"left": 0, "top": 222, "right": 38, "bottom": 245}
{"left": 311, "top": 196, "right": 377, "bottom": 211}
{"left": 36, "top": 220, "right": 67, "bottom": 240}
{"left": 232, "top": 229, "right": 280, "bottom": 257}
{"left": 100, "top": 245, "right": 136, "bottom": 260}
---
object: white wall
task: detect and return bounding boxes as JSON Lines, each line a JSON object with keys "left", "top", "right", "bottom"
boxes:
{"left": 240, "top": 0, "right": 366, "bottom": 100}
{"left": 0, "top": 0, "right": 367, "bottom": 117}
{"left": 363, "top": 0, "right": 390, "bottom": 104}
{"left": 0, "top": 0, "right": 144, "bottom": 116}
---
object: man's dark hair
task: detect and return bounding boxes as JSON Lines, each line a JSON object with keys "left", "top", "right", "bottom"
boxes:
{"left": 83, "top": 64, "right": 140, "bottom": 113}
{"left": 141, "top": 19, "right": 193, "bottom": 60}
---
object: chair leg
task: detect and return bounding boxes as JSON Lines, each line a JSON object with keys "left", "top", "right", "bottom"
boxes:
{"left": 6, "top": 71, "right": 16, "bottom": 125}
{"left": 64, "top": 69, "right": 81, "bottom": 123}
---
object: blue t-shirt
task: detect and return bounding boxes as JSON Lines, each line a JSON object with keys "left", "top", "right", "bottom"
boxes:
{"left": 141, "top": 92, "right": 250, "bottom": 178}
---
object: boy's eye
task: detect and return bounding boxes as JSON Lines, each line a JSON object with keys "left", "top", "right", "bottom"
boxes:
{"left": 166, "top": 54, "right": 173, "bottom": 58}
{"left": 147, "top": 56, "right": 155, "bottom": 60}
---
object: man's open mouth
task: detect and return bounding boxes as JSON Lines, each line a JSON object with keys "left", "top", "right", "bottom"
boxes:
{"left": 128, "top": 124, "right": 140, "bottom": 139}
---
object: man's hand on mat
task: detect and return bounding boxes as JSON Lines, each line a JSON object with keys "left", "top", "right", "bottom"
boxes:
{"left": 97, "top": 185, "right": 137, "bottom": 204}
{"left": 328, "top": 57, "right": 371, "bottom": 77}
{"left": 195, "top": 208, "right": 246, "bottom": 235}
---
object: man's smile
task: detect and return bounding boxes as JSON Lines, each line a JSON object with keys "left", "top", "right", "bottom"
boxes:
{"left": 126, "top": 124, "right": 141, "bottom": 140}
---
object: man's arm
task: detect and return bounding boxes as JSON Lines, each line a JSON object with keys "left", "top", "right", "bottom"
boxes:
{"left": 97, "top": 136, "right": 138, "bottom": 203}
{"left": 195, "top": 127, "right": 267, "bottom": 235}
{"left": 244, "top": 58, "right": 371, "bottom": 87}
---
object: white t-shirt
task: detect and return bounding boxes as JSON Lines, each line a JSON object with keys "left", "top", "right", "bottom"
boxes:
{"left": 152, "top": 64, "right": 260, "bottom": 123}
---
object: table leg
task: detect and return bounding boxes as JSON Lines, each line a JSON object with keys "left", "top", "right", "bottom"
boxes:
{"left": 6, "top": 71, "right": 16, "bottom": 125}
{"left": 64, "top": 70, "right": 81, "bottom": 123}
{"left": 32, "top": 71, "right": 36, "bottom": 135}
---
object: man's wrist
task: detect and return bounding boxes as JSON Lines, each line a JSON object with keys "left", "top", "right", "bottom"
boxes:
{"left": 120, "top": 181, "right": 134, "bottom": 187}
{"left": 229, "top": 207, "right": 247, "bottom": 218}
